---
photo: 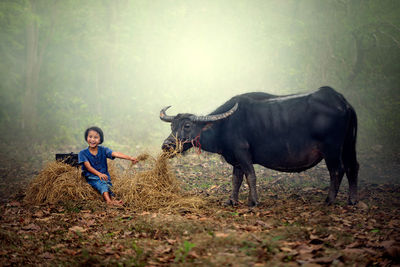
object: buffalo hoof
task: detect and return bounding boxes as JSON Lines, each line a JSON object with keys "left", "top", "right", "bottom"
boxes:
{"left": 348, "top": 198, "right": 358, "bottom": 205}
{"left": 324, "top": 197, "right": 335, "bottom": 206}
{"left": 248, "top": 199, "right": 259, "bottom": 207}
{"left": 224, "top": 199, "right": 239, "bottom": 207}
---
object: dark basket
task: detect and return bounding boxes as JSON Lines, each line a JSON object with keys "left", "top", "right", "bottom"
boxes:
{"left": 55, "top": 153, "right": 79, "bottom": 167}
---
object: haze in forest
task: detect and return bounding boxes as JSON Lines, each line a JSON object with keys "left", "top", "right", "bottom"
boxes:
{"left": 0, "top": 0, "right": 399, "bottom": 181}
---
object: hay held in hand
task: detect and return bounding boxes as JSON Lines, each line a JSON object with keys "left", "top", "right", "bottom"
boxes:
{"left": 24, "top": 161, "right": 100, "bottom": 205}
{"left": 113, "top": 152, "right": 206, "bottom": 212}
{"left": 136, "top": 153, "right": 150, "bottom": 162}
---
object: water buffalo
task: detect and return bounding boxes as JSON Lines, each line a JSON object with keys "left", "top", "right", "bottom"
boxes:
{"left": 160, "top": 86, "right": 359, "bottom": 207}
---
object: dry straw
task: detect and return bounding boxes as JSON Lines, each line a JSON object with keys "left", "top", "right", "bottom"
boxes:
{"left": 112, "top": 152, "right": 205, "bottom": 212}
{"left": 24, "top": 161, "right": 100, "bottom": 205}
{"left": 24, "top": 148, "right": 206, "bottom": 212}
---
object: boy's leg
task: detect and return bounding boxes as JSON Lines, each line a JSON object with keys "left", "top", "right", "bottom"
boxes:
{"left": 86, "top": 175, "right": 121, "bottom": 205}
{"left": 103, "top": 192, "right": 112, "bottom": 202}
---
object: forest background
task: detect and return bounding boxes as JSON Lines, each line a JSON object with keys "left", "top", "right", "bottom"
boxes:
{"left": 0, "top": 0, "right": 399, "bottom": 187}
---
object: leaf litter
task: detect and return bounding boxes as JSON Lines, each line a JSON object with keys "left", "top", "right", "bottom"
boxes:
{"left": 1, "top": 150, "right": 399, "bottom": 266}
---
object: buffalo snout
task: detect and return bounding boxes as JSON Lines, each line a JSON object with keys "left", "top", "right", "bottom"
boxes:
{"left": 162, "top": 139, "right": 175, "bottom": 151}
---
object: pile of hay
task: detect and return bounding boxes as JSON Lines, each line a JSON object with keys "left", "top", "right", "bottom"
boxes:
{"left": 112, "top": 152, "right": 205, "bottom": 212}
{"left": 24, "top": 161, "right": 100, "bottom": 205}
{"left": 24, "top": 151, "right": 206, "bottom": 212}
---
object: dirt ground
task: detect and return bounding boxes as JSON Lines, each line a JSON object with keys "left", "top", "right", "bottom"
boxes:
{"left": 1, "top": 151, "right": 400, "bottom": 266}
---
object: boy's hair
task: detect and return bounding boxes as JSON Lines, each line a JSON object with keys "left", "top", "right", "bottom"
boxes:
{"left": 84, "top": 126, "right": 104, "bottom": 144}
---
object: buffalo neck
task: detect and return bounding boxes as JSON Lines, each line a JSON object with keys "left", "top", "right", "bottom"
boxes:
{"left": 198, "top": 123, "right": 221, "bottom": 154}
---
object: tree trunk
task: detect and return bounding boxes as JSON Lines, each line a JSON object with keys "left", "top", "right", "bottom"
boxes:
{"left": 95, "top": 0, "right": 127, "bottom": 118}
{"left": 21, "top": 0, "right": 56, "bottom": 136}
{"left": 22, "top": 1, "right": 39, "bottom": 132}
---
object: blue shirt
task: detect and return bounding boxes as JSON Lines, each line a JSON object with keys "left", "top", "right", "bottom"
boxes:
{"left": 78, "top": 146, "right": 115, "bottom": 178}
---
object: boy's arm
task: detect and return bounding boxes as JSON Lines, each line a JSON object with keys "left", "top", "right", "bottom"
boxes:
{"left": 83, "top": 161, "right": 109, "bottom": 181}
{"left": 111, "top": 151, "right": 138, "bottom": 164}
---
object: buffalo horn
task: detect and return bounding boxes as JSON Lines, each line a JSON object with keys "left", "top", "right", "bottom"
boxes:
{"left": 191, "top": 103, "right": 238, "bottom": 122}
{"left": 159, "top": 106, "right": 175, "bottom": 122}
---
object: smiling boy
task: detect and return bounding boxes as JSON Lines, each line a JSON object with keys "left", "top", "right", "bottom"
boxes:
{"left": 78, "top": 126, "right": 138, "bottom": 206}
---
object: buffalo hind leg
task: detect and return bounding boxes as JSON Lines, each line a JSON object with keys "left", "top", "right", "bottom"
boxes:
{"left": 343, "top": 105, "right": 359, "bottom": 205}
{"left": 225, "top": 166, "right": 244, "bottom": 206}
{"left": 324, "top": 155, "right": 345, "bottom": 205}
{"left": 346, "top": 164, "right": 359, "bottom": 205}
{"left": 343, "top": 151, "right": 359, "bottom": 205}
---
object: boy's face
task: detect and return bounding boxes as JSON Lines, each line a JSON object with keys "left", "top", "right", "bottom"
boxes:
{"left": 87, "top": 130, "right": 101, "bottom": 148}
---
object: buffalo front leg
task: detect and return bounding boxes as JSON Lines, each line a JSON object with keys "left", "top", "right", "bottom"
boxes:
{"left": 245, "top": 171, "right": 259, "bottom": 207}
{"left": 225, "top": 166, "right": 244, "bottom": 206}
{"left": 234, "top": 148, "right": 259, "bottom": 207}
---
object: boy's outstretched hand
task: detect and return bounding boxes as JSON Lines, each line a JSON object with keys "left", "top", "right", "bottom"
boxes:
{"left": 130, "top": 157, "right": 138, "bottom": 164}
{"left": 111, "top": 151, "right": 138, "bottom": 164}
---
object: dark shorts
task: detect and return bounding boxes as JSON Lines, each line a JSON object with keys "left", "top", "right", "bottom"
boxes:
{"left": 85, "top": 174, "right": 114, "bottom": 196}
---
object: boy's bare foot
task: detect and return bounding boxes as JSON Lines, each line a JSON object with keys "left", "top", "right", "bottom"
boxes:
{"left": 106, "top": 199, "right": 123, "bottom": 206}
{"left": 103, "top": 192, "right": 123, "bottom": 206}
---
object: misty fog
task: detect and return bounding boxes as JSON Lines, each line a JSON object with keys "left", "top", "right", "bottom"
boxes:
{"left": 0, "top": 0, "right": 399, "bottom": 184}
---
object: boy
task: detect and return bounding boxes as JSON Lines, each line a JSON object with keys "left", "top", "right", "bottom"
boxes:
{"left": 78, "top": 126, "right": 138, "bottom": 205}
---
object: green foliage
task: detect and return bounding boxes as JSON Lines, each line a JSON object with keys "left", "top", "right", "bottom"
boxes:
{"left": 174, "top": 240, "right": 196, "bottom": 263}
{"left": 0, "top": 0, "right": 399, "bottom": 160}
{"left": 130, "top": 241, "right": 145, "bottom": 267}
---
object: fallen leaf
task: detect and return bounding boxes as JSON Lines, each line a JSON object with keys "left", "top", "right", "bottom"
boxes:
{"left": 69, "top": 226, "right": 86, "bottom": 233}
{"left": 297, "top": 252, "right": 314, "bottom": 261}
{"left": 215, "top": 232, "right": 229, "bottom": 238}
{"left": 166, "top": 239, "right": 177, "bottom": 245}
{"left": 80, "top": 209, "right": 91, "bottom": 213}
{"left": 346, "top": 241, "right": 363, "bottom": 249}
{"left": 208, "top": 185, "right": 219, "bottom": 191}
{"left": 40, "top": 252, "right": 54, "bottom": 259}
{"left": 324, "top": 234, "right": 336, "bottom": 241}
{"left": 83, "top": 219, "right": 95, "bottom": 227}
{"left": 33, "top": 210, "right": 44, "bottom": 218}
{"left": 188, "top": 250, "right": 199, "bottom": 258}
{"left": 154, "top": 245, "right": 172, "bottom": 255}
{"left": 296, "top": 243, "right": 313, "bottom": 254}
{"left": 104, "top": 247, "right": 114, "bottom": 255}
{"left": 312, "top": 254, "right": 340, "bottom": 264}
{"left": 342, "top": 248, "right": 365, "bottom": 255}
{"left": 22, "top": 223, "right": 41, "bottom": 231}
{"left": 37, "top": 217, "right": 51, "bottom": 222}
{"left": 356, "top": 201, "right": 368, "bottom": 210}
{"left": 255, "top": 220, "right": 272, "bottom": 229}
{"left": 280, "top": 246, "right": 297, "bottom": 254}
{"left": 63, "top": 248, "right": 81, "bottom": 256}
